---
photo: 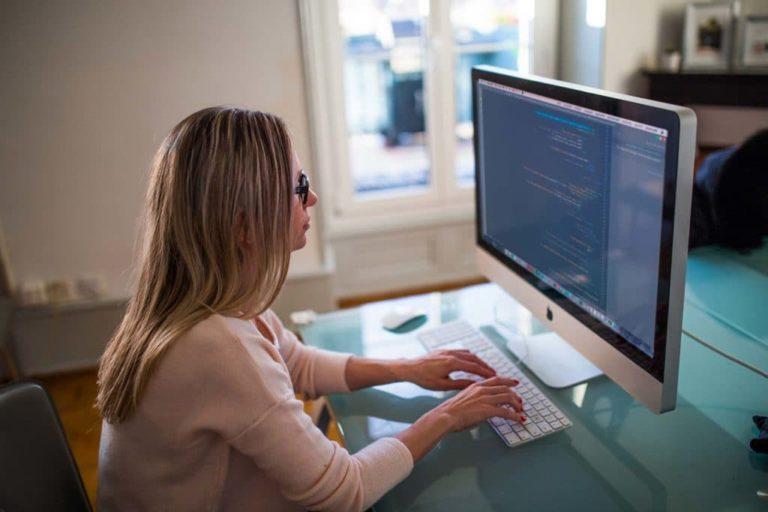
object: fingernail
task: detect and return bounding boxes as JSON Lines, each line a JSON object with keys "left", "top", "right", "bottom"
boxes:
{"left": 520, "top": 416, "right": 526, "bottom": 422}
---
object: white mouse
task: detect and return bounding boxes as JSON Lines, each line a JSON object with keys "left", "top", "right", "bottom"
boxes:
{"left": 381, "top": 307, "right": 427, "bottom": 330}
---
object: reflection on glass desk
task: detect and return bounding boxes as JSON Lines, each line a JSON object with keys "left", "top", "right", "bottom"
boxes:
{"left": 299, "top": 246, "right": 768, "bottom": 511}
{"left": 685, "top": 244, "right": 768, "bottom": 373}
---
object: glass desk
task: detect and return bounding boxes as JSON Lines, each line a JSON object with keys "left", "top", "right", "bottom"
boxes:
{"left": 299, "top": 248, "right": 768, "bottom": 511}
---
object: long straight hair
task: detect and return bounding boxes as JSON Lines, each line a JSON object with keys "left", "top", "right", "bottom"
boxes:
{"left": 97, "top": 107, "right": 293, "bottom": 424}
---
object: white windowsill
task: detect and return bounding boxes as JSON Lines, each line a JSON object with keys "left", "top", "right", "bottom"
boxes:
{"left": 327, "top": 203, "right": 476, "bottom": 240}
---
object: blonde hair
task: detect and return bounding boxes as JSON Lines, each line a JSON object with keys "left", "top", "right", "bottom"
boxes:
{"left": 97, "top": 107, "right": 294, "bottom": 424}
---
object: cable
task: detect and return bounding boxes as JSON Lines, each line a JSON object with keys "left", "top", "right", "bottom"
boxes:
{"left": 683, "top": 328, "right": 768, "bottom": 380}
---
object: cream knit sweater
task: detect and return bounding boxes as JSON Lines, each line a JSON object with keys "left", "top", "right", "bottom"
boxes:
{"left": 98, "top": 310, "right": 413, "bottom": 511}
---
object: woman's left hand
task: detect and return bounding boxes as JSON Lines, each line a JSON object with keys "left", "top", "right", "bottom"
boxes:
{"left": 399, "top": 349, "right": 497, "bottom": 391}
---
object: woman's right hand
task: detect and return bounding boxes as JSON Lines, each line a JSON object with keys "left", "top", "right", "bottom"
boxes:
{"left": 395, "top": 376, "right": 525, "bottom": 462}
{"left": 432, "top": 376, "right": 525, "bottom": 432}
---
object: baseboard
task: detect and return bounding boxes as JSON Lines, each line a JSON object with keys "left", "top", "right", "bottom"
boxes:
{"left": 11, "top": 299, "right": 127, "bottom": 377}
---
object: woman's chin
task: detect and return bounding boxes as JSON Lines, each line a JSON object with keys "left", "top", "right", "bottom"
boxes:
{"left": 291, "top": 235, "right": 307, "bottom": 252}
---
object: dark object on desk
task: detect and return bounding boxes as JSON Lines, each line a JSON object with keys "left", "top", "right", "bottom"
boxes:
{"left": 0, "top": 381, "right": 92, "bottom": 511}
{"left": 689, "top": 128, "right": 768, "bottom": 250}
{"left": 752, "top": 415, "right": 768, "bottom": 454}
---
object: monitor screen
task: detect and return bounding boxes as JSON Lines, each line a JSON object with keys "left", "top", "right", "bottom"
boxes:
{"left": 473, "top": 68, "right": 691, "bottom": 387}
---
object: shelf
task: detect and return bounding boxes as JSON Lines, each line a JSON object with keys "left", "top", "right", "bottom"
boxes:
{"left": 16, "top": 296, "right": 127, "bottom": 319}
{"left": 642, "top": 70, "right": 768, "bottom": 107}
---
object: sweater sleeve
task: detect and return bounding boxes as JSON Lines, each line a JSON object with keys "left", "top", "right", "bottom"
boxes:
{"left": 228, "top": 395, "right": 413, "bottom": 511}
{"left": 264, "top": 310, "right": 352, "bottom": 397}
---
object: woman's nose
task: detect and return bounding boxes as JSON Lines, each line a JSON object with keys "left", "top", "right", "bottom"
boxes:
{"left": 307, "top": 188, "right": 318, "bottom": 207}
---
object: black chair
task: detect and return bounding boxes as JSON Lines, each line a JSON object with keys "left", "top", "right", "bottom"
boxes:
{"left": 0, "top": 381, "right": 92, "bottom": 511}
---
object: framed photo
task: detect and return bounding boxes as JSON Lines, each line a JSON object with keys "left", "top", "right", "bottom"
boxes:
{"left": 682, "top": 2, "right": 738, "bottom": 71}
{"left": 740, "top": 16, "right": 768, "bottom": 69}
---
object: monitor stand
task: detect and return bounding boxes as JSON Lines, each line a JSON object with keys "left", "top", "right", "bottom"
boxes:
{"left": 504, "top": 330, "right": 604, "bottom": 389}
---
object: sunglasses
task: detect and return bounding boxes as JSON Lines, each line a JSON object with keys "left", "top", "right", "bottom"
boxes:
{"left": 294, "top": 171, "right": 310, "bottom": 206}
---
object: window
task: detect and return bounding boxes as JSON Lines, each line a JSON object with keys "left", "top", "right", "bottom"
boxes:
{"left": 451, "top": 0, "right": 535, "bottom": 187}
{"left": 300, "top": 0, "right": 556, "bottom": 232}
{"left": 339, "top": 0, "right": 431, "bottom": 199}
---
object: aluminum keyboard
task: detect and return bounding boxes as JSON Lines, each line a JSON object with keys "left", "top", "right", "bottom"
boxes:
{"left": 417, "top": 320, "right": 572, "bottom": 447}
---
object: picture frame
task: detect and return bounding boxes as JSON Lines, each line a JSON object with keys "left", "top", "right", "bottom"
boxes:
{"left": 682, "top": 1, "right": 738, "bottom": 71}
{"left": 739, "top": 16, "right": 768, "bottom": 69}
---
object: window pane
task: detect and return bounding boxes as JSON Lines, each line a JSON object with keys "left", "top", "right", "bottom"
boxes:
{"left": 452, "top": 0, "right": 533, "bottom": 187}
{"left": 339, "top": 0, "right": 430, "bottom": 199}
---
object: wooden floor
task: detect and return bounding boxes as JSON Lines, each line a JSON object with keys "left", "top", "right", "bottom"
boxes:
{"left": 38, "top": 369, "right": 102, "bottom": 505}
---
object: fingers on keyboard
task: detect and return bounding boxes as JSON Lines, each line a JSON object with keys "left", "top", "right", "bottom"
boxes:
{"left": 419, "top": 321, "right": 573, "bottom": 448}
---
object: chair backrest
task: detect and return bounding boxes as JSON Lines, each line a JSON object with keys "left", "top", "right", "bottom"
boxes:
{"left": 0, "top": 381, "right": 92, "bottom": 512}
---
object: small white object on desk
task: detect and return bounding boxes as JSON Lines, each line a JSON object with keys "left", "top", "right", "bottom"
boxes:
{"left": 381, "top": 307, "right": 426, "bottom": 330}
{"left": 290, "top": 309, "right": 317, "bottom": 326}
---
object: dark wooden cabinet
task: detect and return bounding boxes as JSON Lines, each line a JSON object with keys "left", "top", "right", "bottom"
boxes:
{"left": 643, "top": 71, "right": 768, "bottom": 107}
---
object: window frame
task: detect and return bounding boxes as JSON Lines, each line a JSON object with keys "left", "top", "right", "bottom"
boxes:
{"left": 299, "top": 0, "right": 558, "bottom": 237}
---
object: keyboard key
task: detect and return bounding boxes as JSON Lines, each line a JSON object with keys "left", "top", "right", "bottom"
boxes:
{"left": 518, "top": 430, "right": 532, "bottom": 441}
{"left": 504, "top": 432, "right": 520, "bottom": 444}
{"left": 539, "top": 422, "right": 553, "bottom": 433}
{"left": 525, "top": 424, "right": 542, "bottom": 436}
{"left": 498, "top": 423, "right": 512, "bottom": 434}
{"left": 550, "top": 420, "right": 562, "bottom": 429}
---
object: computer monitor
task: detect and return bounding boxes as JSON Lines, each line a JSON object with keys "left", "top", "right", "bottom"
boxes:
{"left": 472, "top": 66, "right": 696, "bottom": 413}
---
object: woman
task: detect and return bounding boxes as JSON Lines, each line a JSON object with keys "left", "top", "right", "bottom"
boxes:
{"left": 96, "top": 107, "right": 524, "bottom": 511}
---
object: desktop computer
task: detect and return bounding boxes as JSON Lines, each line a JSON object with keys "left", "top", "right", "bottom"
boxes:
{"left": 418, "top": 67, "right": 694, "bottom": 446}
{"left": 472, "top": 65, "right": 696, "bottom": 414}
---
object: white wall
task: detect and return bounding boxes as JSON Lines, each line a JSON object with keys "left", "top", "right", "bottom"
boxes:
{"left": 603, "top": 0, "right": 690, "bottom": 95}
{"left": 0, "top": 0, "right": 325, "bottom": 301}
{"left": 0, "top": 0, "right": 336, "bottom": 377}
{"left": 559, "top": 0, "right": 604, "bottom": 88}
